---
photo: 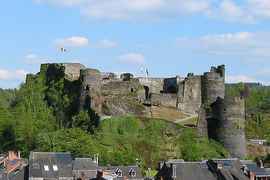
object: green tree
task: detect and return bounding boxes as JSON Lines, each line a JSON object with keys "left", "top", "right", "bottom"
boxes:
{"left": 0, "top": 104, "right": 16, "bottom": 152}
{"left": 36, "top": 128, "right": 98, "bottom": 157}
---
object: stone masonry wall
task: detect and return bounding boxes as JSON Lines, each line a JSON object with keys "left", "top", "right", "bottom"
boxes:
{"left": 80, "top": 68, "right": 102, "bottom": 114}
{"left": 210, "top": 96, "right": 246, "bottom": 158}
{"left": 202, "top": 65, "right": 225, "bottom": 105}
{"left": 178, "top": 75, "right": 202, "bottom": 114}
{"left": 63, "top": 63, "right": 85, "bottom": 81}
{"left": 137, "top": 77, "right": 164, "bottom": 94}
{"left": 151, "top": 93, "right": 178, "bottom": 107}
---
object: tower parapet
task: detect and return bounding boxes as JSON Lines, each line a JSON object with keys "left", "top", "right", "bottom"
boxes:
{"left": 202, "top": 65, "right": 225, "bottom": 105}
{"left": 40, "top": 63, "right": 85, "bottom": 81}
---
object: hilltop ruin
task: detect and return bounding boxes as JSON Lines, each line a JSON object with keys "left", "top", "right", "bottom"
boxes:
{"left": 26, "top": 63, "right": 246, "bottom": 158}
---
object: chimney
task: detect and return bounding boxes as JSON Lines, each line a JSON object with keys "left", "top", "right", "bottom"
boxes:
{"left": 159, "top": 162, "right": 164, "bottom": 170}
{"left": 93, "top": 154, "right": 99, "bottom": 165}
{"left": 217, "top": 163, "right": 223, "bottom": 170}
{"left": 18, "top": 151, "right": 21, "bottom": 159}
{"left": 259, "top": 160, "right": 264, "bottom": 168}
{"left": 249, "top": 172, "right": 255, "bottom": 180}
{"left": 172, "top": 164, "right": 177, "bottom": 179}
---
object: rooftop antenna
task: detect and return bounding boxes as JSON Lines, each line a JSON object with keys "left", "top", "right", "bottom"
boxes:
{"left": 93, "top": 154, "right": 99, "bottom": 165}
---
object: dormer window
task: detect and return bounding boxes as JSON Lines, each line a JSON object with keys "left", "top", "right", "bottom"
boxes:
{"left": 53, "top": 165, "right": 58, "bottom": 171}
{"left": 44, "top": 165, "right": 49, "bottom": 171}
{"left": 129, "top": 168, "right": 136, "bottom": 177}
{"left": 114, "top": 168, "right": 122, "bottom": 177}
{"left": 33, "top": 163, "right": 40, "bottom": 169}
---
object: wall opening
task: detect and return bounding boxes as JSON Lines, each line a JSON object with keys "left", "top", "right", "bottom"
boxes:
{"left": 144, "top": 86, "right": 150, "bottom": 100}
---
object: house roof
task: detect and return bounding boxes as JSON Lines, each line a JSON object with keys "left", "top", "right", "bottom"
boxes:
{"left": 157, "top": 159, "right": 249, "bottom": 180}
{"left": 0, "top": 166, "right": 26, "bottom": 180}
{"left": 73, "top": 158, "right": 98, "bottom": 170}
{"left": 29, "top": 152, "right": 73, "bottom": 179}
{"left": 101, "top": 165, "right": 143, "bottom": 179}
{"left": 246, "top": 164, "right": 270, "bottom": 177}
{"left": 211, "top": 159, "right": 248, "bottom": 180}
{"left": 173, "top": 162, "right": 217, "bottom": 180}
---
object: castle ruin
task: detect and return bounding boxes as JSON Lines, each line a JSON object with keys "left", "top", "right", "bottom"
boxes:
{"left": 35, "top": 63, "right": 246, "bottom": 158}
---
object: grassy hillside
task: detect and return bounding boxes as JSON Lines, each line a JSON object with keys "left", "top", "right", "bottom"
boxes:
{"left": 36, "top": 116, "right": 228, "bottom": 169}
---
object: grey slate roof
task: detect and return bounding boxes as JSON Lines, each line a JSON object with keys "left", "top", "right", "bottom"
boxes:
{"left": 245, "top": 164, "right": 270, "bottom": 177}
{"left": 173, "top": 162, "right": 217, "bottom": 180}
{"left": 157, "top": 159, "right": 249, "bottom": 180}
{"left": 210, "top": 159, "right": 248, "bottom": 180}
{"left": 29, "top": 152, "right": 73, "bottom": 179}
{"left": 73, "top": 158, "right": 98, "bottom": 170}
{"left": 101, "top": 165, "right": 143, "bottom": 180}
{"left": 73, "top": 158, "right": 98, "bottom": 179}
{"left": 0, "top": 166, "right": 27, "bottom": 180}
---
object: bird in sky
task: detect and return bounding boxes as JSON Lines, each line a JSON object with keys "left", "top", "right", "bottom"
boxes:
{"left": 59, "top": 47, "right": 67, "bottom": 53}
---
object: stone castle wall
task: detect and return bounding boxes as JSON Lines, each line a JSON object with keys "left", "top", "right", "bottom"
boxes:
{"left": 40, "top": 63, "right": 227, "bottom": 117}
{"left": 80, "top": 68, "right": 102, "bottom": 114}
{"left": 63, "top": 63, "right": 85, "bottom": 81}
{"left": 137, "top": 77, "right": 164, "bottom": 94}
{"left": 151, "top": 93, "right": 178, "bottom": 107}
{"left": 178, "top": 75, "right": 202, "bottom": 114}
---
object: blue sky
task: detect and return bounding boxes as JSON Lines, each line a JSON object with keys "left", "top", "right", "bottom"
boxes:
{"left": 1, "top": 0, "right": 270, "bottom": 88}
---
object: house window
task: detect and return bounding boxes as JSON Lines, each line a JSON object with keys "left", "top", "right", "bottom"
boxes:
{"left": 129, "top": 168, "right": 136, "bottom": 177}
{"left": 33, "top": 163, "right": 40, "bottom": 169}
{"left": 44, "top": 165, "right": 49, "bottom": 171}
{"left": 53, "top": 165, "right": 58, "bottom": 171}
{"left": 114, "top": 168, "right": 122, "bottom": 177}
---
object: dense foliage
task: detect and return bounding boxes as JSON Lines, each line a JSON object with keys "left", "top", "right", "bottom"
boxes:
{"left": 226, "top": 83, "right": 270, "bottom": 140}
{"left": 34, "top": 116, "right": 228, "bottom": 168}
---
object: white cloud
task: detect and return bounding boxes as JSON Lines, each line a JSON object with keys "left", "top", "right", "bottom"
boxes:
{"left": 34, "top": 0, "right": 88, "bottom": 7}
{"left": 81, "top": 0, "right": 165, "bottom": 20}
{"left": 119, "top": 53, "right": 145, "bottom": 65}
{"left": 35, "top": 0, "right": 212, "bottom": 20}
{"left": 96, "top": 39, "right": 118, "bottom": 48}
{"left": 0, "top": 70, "right": 10, "bottom": 80}
{"left": 35, "top": 0, "right": 270, "bottom": 23}
{"left": 0, "top": 69, "right": 27, "bottom": 80}
{"left": 247, "top": 0, "right": 270, "bottom": 19}
{"left": 26, "top": 54, "right": 38, "bottom": 59}
{"left": 176, "top": 32, "right": 270, "bottom": 58}
{"left": 25, "top": 54, "right": 49, "bottom": 64}
{"left": 212, "top": 0, "right": 270, "bottom": 23}
{"left": 55, "top": 36, "right": 89, "bottom": 47}
{"left": 226, "top": 75, "right": 258, "bottom": 83}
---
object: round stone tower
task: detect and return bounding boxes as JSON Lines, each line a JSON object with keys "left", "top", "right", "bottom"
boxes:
{"left": 198, "top": 65, "right": 226, "bottom": 137}
{"left": 79, "top": 68, "right": 102, "bottom": 114}
{"left": 202, "top": 65, "right": 225, "bottom": 105}
{"left": 210, "top": 96, "right": 246, "bottom": 158}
